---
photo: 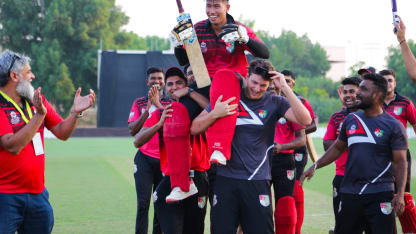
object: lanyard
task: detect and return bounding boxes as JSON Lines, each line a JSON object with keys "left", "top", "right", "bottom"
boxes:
{"left": 0, "top": 90, "right": 33, "bottom": 123}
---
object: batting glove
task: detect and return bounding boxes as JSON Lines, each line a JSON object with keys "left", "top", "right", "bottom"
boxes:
{"left": 169, "top": 19, "right": 194, "bottom": 47}
{"left": 219, "top": 24, "right": 249, "bottom": 44}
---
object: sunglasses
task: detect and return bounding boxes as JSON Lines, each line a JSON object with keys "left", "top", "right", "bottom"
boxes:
{"left": 7, "top": 54, "right": 21, "bottom": 77}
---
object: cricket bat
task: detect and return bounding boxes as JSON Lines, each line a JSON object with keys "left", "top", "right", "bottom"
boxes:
{"left": 175, "top": 0, "right": 211, "bottom": 88}
{"left": 306, "top": 134, "right": 318, "bottom": 163}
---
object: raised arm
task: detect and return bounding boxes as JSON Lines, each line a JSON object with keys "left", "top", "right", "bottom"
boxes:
{"left": 396, "top": 17, "right": 416, "bottom": 83}
{"left": 50, "top": 88, "right": 95, "bottom": 140}
{"left": 134, "top": 105, "right": 173, "bottom": 148}
{"left": 0, "top": 88, "right": 46, "bottom": 154}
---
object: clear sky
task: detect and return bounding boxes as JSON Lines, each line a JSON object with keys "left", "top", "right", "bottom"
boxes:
{"left": 115, "top": 0, "right": 416, "bottom": 73}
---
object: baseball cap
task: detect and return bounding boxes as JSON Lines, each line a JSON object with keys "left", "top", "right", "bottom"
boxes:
{"left": 358, "top": 66, "right": 376, "bottom": 75}
{"left": 165, "top": 67, "right": 187, "bottom": 83}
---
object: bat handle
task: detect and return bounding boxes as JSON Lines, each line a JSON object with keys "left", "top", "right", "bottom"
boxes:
{"left": 176, "top": 0, "right": 184, "bottom": 13}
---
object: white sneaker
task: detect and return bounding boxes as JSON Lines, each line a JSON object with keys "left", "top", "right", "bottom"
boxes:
{"left": 165, "top": 180, "right": 198, "bottom": 203}
{"left": 210, "top": 150, "right": 227, "bottom": 165}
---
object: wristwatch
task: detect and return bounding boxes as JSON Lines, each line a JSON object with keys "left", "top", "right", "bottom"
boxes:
{"left": 71, "top": 108, "right": 84, "bottom": 118}
{"left": 187, "top": 87, "right": 194, "bottom": 96}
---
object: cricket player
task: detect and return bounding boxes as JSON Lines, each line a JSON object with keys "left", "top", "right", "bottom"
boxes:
{"left": 302, "top": 73, "right": 407, "bottom": 234}
{"left": 191, "top": 59, "right": 311, "bottom": 234}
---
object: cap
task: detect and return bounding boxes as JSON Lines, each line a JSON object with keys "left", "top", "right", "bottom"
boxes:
{"left": 165, "top": 67, "right": 187, "bottom": 82}
{"left": 358, "top": 66, "right": 376, "bottom": 75}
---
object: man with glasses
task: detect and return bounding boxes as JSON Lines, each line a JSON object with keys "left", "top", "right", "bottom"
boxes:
{"left": 0, "top": 50, "right": 95, "bottom": 233}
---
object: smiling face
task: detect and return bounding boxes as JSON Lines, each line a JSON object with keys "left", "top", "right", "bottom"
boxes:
{"left": 355, "top": 80, "right": 377, "bottom": 110}
{"left": 146, "top": 72, "right": 165, "bottom": 91}
{"left": 206, "top": 0, "right": 229, "bottom": 26}
{"left": 245, "top": 73, "right": 270, "bottom": 100}
{"left": 165, "top": 76, "right": 186, "bottom": 98}
{"left": 342, "top": 84, "right": 358, "bottom": 109}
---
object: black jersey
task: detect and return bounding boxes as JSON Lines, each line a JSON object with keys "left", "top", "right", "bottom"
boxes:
{"left": 338, "top": 110, "right": 407, "bottom": 194}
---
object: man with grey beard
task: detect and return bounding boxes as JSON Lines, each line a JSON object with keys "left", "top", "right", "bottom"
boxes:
{"left": 0, "top": 50, "right": 95, "bottom": 234}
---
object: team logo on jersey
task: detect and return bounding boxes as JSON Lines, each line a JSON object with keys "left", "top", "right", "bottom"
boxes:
{"left": 278, "top": 117, "right": 287, "bottom": 124}
{"left": 198, "top": 196, "right": 207, "bottom": 209}
{"left": 348, "top": 124, "right": 357, "bottom": 134}
{"left": 200, "top": 42, "right": 208, "bottom": 53}
{"left": 374, "top": 128, "right": 384, "bottom": 137}
{"left": 295, "top": 153, "right": 303, "bottom": 162}
{"left": 380, "top": 202, "right": 392, "bottom": 215}
{"left": 225, "top": 41, "right": 235, "bottom": 53}
{"left": 258, "top": 109, "right": 268, "bottom": 118}
{"left": 129, "top": 112, "right": 135, "bottom": 118}
{"left": 212, "top": 195, "right": 218, "bottom": 207}
{"left": 153, "top": 191, "right": 158, "bottom": 202}
{"left": 286, "top": 170, "right": 295, "bottom": 180}
{"left": 259, "top": 195, "right": 270, "bottom": 207}
{"left": 9, "top": 111, "right": 20, "bottom": 125}
{"left": 394, "top": 107, "right": 402, "bottom": 115}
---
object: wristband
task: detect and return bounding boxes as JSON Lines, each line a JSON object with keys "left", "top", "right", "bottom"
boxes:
{"left": 400, "top": 39, "right": 406, "bottom": 45}
{"left": 71, "top": 108, "right": 84, "bottom": 118}
{"left": 313, "top": 162, "right": 318, "bottom": 171}
{"left": 187, "top": 87, "right": 194, "bottom": 96}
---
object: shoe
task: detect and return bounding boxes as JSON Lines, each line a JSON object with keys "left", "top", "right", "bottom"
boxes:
{"left": 165, "top": 180, "right": 198, "bottom": 203}
{"left": 210, "top": 150, "right": 227, "bottom": 165}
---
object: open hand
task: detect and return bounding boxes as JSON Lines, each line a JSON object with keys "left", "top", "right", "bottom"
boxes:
{"left": 73, "top": 88, "right": 95, "bottom": 114}
{"left": 212, "top": 95, "right": 238, "bottom": 119}
{"left": 33, "top": 87, "right": 46, "bottom": 116}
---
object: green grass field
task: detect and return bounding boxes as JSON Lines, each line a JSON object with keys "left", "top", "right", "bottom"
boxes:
{"left": 44, "top": 138, "right": 416, "bottom": 233}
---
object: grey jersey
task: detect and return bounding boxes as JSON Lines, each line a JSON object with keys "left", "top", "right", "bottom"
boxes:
{"left": 208, "top": 91, "right": 290, "bottom": 180}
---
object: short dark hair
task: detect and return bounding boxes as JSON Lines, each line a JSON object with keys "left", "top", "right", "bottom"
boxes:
{"left": 341, "top": 77, "right": 362, "bottom": 87}
{"left": 362, "top": 73, "right": 388, "bottom": 103}
{"left": 165, "top": 67, "right": 187, "bottom": 85}
{"left": 248, "top": 59, "right": 275, "bottom": 81}
{"left": 281, "top": 70, "right": 295, "bottom": 80}
{"left": 378, "top": 69, "right": 396, "bottom": 79}
{"left": 146, "top": 67, "right": 163, "bottom": 78}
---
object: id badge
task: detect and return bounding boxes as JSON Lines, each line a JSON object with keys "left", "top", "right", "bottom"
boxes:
{"left": 32, "top": 132, "right": 44, "bottom": 156}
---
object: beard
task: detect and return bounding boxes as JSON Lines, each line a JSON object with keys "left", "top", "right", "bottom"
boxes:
{"left": 16, "top": 78, "right": 35, "bottom": 102}
{"left": 354, "top": 98, "right": 372, "bottom": 110}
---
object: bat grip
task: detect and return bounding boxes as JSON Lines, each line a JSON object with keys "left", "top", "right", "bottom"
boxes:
{"left": 176, "top": 0, "right": 184, "bottom": 13}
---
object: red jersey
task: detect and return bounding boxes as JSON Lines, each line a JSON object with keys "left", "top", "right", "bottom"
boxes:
{"left": 383, "top": 93, "right": 416, "bottom": 133}
{"left": 274, "top": 117, "right": 305, "bottom": 154}
{"left": 143, "top": 109, "right": 209, "bottom": 175}
{"left": 193, "top": 14, "right": 262, "bottom": 78}
{"left": 0, "top": 95, "right": 62, "bottom": 193}
{"left": 323, "top": 109, "right": 350, "bottom": 176}
{"left": 128, "top": 96, "right": 171, "bottom": 159}
{"left": 298, "top": 95, "right": 316, "bottom": 119}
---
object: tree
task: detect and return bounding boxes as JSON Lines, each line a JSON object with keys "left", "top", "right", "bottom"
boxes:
{"left": 386, "top": 40, "right": 416, "bottom": 101}
{"left": 257, "top": 30, "right": 330, "bottom": 78}
{"left": 0, "top": 0, "right": 131, "bottom": 114}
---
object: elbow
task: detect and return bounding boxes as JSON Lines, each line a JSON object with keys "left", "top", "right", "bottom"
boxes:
{"left": 301, "top": 116, "right": 312, "bottom": 127}
{"left": 261, "top": 50, "right": 270, "bottom": 59}
{"left": 134, "top": 139, "right": 143, "bottom": 148}
{"left": 6, "top": 146, "right": 22, "bottom": 155}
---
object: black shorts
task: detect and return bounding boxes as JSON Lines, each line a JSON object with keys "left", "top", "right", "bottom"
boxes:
{"left": 271, "top": 153, "right": 296, "bottom": 201}
{"left": 211, "top": 175, "right": 274, "bottom": 234}
{"left": 294, "top": 146, "right": 308, "bottom": 180}
{"left": 335, "top": 192, "right": 395, "bottom": 234}
{"left": 153, "top": 171, "right": 209, "bottom": 234}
